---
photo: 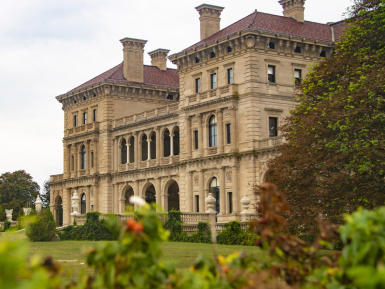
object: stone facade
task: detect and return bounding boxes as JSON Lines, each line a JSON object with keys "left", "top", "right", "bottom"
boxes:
{"left": 49, "top": 1, "right": 344, "bottom": 225}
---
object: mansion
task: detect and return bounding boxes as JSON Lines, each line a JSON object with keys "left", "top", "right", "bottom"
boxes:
{"left": 49, "top": 0, "right": 345, "bottom": 225}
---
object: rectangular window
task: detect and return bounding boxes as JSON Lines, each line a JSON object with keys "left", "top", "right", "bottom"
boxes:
{"left": 294, "top": 46, "right": 302, "bottom": 53}
{"left": 320, "top": 50, "right": 326, "bottom": 57}
{"left": 294, "top": 69, "right": 302, "bottom": 86}
{"left": 83, "top": 112, "right": 87, "bottom": 125}
{"left": 71, "top": 156, "right": 74, "bottom": 171}
{"left": 211, "top": 73, "right": 217, "bottom": 89}
{"left": 227, "top": 68, "right": 233, "bottom": 84}
{"left": 194, "top": 130, "right": 198, "bottom": 150}
{"left": 91, "top": 152, "right": 94, "bottom": 167}
{"left": 226, "top": 123, "right": 231, "bottom": 144}
{"left": 195, "top": 78, "right": 201, "bottom": 93}
{"left": 74, "top": 115, "right": 77, "bottom": 127}
{"left": 268, "top": 65, "right": 276, "bottom": 83}
{"left": 195, "top": 195, "right": 199, "bottom": 212}
{"left": 93, "top": 109, "right": 97, "bottom": 122}
{"left": 268, "top": 42, "right": 275, "bottom": 49}
{"left": 269, "top": 117, "right": 278, "bottom": 137}
{"left": 229, "top": 192, "right": 233, "bottom": 214}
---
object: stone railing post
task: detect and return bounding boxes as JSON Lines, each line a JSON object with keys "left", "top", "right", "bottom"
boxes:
{"left": 205, "top": 193, "right": 217, "bottom": 243}
{"left": 5, "top": 209, "right": 13, "bottom": 221}
{"left": 240, "top": 194, "right": 252, "bottom": 221}
{"left": 35, "top": 195, "right": 42, "bottom": 213}
{"left": 70, "top": 190, "right": 80, "bottom": 225}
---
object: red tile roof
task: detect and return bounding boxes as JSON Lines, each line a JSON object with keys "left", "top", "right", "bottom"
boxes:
{"left": 67, "top": 63, "right": 179, "bottom": 93}
{"left": 179, "top": 11, "right": 347, "bottom": 53}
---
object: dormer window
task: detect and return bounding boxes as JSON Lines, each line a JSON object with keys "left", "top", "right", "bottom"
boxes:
{"left": 227, "top": 46, "right": 232, "bottom": 53}
{"left": 320, "top": 50, "right": 326, "bottom": 57}
{"left": 195, "top": 57, "right": 200, "bottom": 63}
{"left": 93, "top": 93, "right": 96, "bottom": 97}
{"left": 83, "top": 96, "right": 86, "bottom": 100}
{"left": 268, "top": 42, "right": 275, "bottom": 49}
{"left": 210, "top": 52, "right": 216, "bottom": 58}
{"left": 74, "top": 100, "right": 77, "bottom": 104}
{"left": 167, "top": 94, "right": 173, "bottom": 100}
{"left": 294, "top": 46, "right": 302, "bottom": 54}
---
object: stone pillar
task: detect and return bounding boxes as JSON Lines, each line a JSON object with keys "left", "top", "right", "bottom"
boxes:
{"left": 86, "top": 141, "right": 90, "bottom": 175}
{"left": 35, "top": 195, "right": 42, "bottom": 213}
{"left": 134, "top": 132, "right": 139, "bottom": 169}
{"left": 219, "top": 166, "right": 226, "bottom": 215}
{"left": 139, "top": 140, "right": 143, "bottom": 163}
{"left": 118, "top": 143, "right": 122, "bottom": 168}
{"left": 232, "top": 166, "right": 240, "bottom": 213}
{"left": 186, "top": 116, "right": 192, "bottom": 158}
{"left": 85, "top": 186, "right": 90, "bottom": 213}
{"left": 70, "top": 190, "right": 80, "bottom": 224}
{"left": 205, "top": 193, "right": 217, "bottom": 243}
{"left": 119, "top": 197, "right": 125, "bottom": 214}
{"left": 197, "top": 114, "right": 203, "bottom": 156}
{"left": 155, "top": 127, "right": 160, "bottom": 166}
{"left": 92, "top": 185, "right": 99, "bottom": 212}
{"left": 147, "top": 139, "right": 151, "bottom": 161}
{"left": 64, "top": 188, "right": 71, "bottom": 225}
{"left": 113, "top": 138, "right": 117, "bottom": 171}
{"left": 170, "top": 134, "right": 174, "bottom": 156}
{"left": 198, "top": 170, "right": 205, "bottom": 212}
{"left": 74, "top": 144, "right": 79, "bottom": 177}
{"left": 93, "top": 139, "right": 99, "bottom": 173}
{"left": 133, "top": 181, "right": 139, "bottom": 211}
{"left": 230, "top": 106, "right": 237, "bottom": 150}
{"left": 66, "top": 145, "right": 71, "bottom": 178}
{"left": 160, "top": 134, "right": 164, "bottom": 160}
{"left": 155, "top": 177, "right": 161, "bottom": 211}
{"left": 217, "top": 109, "right": 224, "bottom": 153}
{"left": 126, "top": 144, "right": 131, "bottom": 171}
{"left": 186, "top": 171, "right": 193, "bottom": 212}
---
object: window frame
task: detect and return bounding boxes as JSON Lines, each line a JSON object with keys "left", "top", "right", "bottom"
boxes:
{"left": 268, "top": 42, "right": 275, "bottom": 49}
{"left": 194, "top": 130, "right": 198, "bottom": 150}
{"left": 268, "top": 65, "right": 276, "bottom": 83}
{"left": 228, "top": 192, "right": 233, "bottom": 214}
{"left": 93, "top": 109, "right": 97, "bottom": 122}
{"left": 209, "top": 115, "right": 218, "bottom": 147}
{"left": 83, "top": 112, "right": 87, "bottom": 125}
{"left": 195, "top": 195, "right": 199, "bottom": 212}
{"left": 74, "top": 115, "right": 78, "bottom": 127}
{"left": 294, "top": 69, "right": 302, "bottom": 86}
{"left": 226, "top": 123, "right": 231, "bottom": 144}
{"left": 210, "top": 73, "right": 217, "bottom": 89}
{"left": 269, "top": 117, "right": 278, "bottom": 138}
{"left": 294, "top": 46, "right": 302, "bottom": 54}
{"left": 227, "top": 68, "right": 233, "bottom": 85}
{"left": 195, "top": 78, "right": 201, "bottom": 93}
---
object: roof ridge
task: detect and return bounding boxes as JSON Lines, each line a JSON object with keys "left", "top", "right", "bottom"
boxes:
{"left": 248, "top": 10, "right": 259, "bottom": 29}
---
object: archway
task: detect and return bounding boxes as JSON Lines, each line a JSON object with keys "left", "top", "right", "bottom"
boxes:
{"left": 80, "top": 193, "right": 86, "bottom": 214}
{"left": 209, "top": 177, "right": 220, "bottom": 214}
{"left": 164, "top": 129, "right": 171, "bottom": 157}
{"left": 173, "top": 127, "right": 180, "bottom": 156}
{"left": 55, "top": 195, "right": 63, "bottom": 226}
{"left": 167, "top": 181, "right": 180, "bottom": 211}
{"left": 122, "top": 186, "right": 134, "bottom": 213}
{"left": 144, "top": 184, "right": 156, "bottom": 205}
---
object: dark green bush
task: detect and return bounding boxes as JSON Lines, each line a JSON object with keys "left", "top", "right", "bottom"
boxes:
{"left": 57, "top": 212, "right": 116, "bottom": 241}
{"left": 163, "top": 209, "right": 182, "bottom": 235}
{"left": 25, "top": 209, "right": 56, "bottom": 242}
{"left": 3, "top": 220, "right": 11, "bottom": 231}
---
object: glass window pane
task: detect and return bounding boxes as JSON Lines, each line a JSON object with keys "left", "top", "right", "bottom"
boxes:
{"left": 269, "top": 117, "right": 278, "bottom": 137}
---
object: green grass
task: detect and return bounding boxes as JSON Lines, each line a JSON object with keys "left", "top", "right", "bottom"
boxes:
{"left": 28, "top": 241, "right": 265, "bottom": 284}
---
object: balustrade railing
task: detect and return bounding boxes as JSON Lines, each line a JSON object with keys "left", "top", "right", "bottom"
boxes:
{"left": 257, "top": 136, "right": 283, "bottom": 149}
{"left": 66, "top": 122, "right": 99, "bottom": 137}
{"left": 180, "top": 212, "right": 209, "bottom": 224}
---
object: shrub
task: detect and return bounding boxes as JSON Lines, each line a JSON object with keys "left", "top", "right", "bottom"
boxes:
{"left": 163, "top": 209, "right": 182, "bottom": 237}
{"left": 25, "top": 209, "right": 56, "bottom": 242}
{"left": 57, "top": 212, "right": 115, "bottom": 241}
{"left": 3, "top": 220, "right": 11, "bottom": 231}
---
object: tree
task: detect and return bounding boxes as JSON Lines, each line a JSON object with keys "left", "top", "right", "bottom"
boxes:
{"left": 41, "top": 179, "right": 51, "bottom": 209}
{"left": 0, "top": 170, "right": 40, "bottom": 220}
{"left": 266, "top": 0, "right": 385, "bottom": 235}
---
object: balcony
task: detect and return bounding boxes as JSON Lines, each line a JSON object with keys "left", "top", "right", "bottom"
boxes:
{"left": 187, "top": 83, "right": 238, "bottom": 104}
{"left": 66, "top": 122, "right": 99, "bottom": 137}
{"left": 257, "top": 136, "right": 283, "bottom": 150}
{"left": 50, "top": 174, "right": 63, "bottom": 182}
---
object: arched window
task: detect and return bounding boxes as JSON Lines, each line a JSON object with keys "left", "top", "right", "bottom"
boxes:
{"left": 164, "top": 129, "right": 171, "bottom": 157}
{"left": 150, "top": 133, "right": 156, "bottom": 160}
{"left": 81, "top": 145, "right": 86, "bottom": 169}
{"left": 142, "top": 134, "right": 148, "bottom": 161}
{"left": 173, "top": 127, "right": 180, "bottom": 156}
{"left": 210, "top": 178, "right": 220, "bottom": 214}
{"left": 209, "top": 115, "right": 217, "bottom": 147}
{"left": 81, "top": 193, "right": 86, "bottom": 214}
{"left": 121, "top": 138, "right": 127, "bottom": 164}
{"left": 129, "top": 137, "right": 135, "bottom": 163}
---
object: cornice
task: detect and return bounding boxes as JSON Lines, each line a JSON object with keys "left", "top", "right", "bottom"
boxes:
{"left": 63, "top": 131, "right": 99, "bottom": 142}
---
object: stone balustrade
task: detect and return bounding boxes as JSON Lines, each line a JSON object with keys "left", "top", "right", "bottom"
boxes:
{"left": 50, "top": 174, "right": 64, "bottom": 182}
{"left": 114, "top": 104, "right": 179, "bottom": 129}
{"left": 257, "top": 136, "right": 283, "bottom": 150}
{"left": 180, "top": 212, "right": 209, "bottom": 224}
{"left": 187, "top": 84, "right": 238, "bottom": 104}
{"left": 66, "top": 122, "right": 99, "bottom": 137}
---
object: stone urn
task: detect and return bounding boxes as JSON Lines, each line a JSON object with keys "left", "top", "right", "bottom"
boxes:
{"left": 35, "top": 195, "right": 42, "bottom": 213}
{"left": 5, "top": 209, "right": 13, "bottom": 221}
{"left": 240, "top": 194, "right": 252, "bottom": 221}
{"left": 23, "top": 208, "right": 31, "bottom": 216}
{"left": 205, "top": 193, "right": 216, "bottom": 214}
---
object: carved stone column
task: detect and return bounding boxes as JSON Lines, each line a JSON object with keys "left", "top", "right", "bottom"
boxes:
{"left": 186, "top": 171, "right": 193, "bottom": 212}
{"left": 86, "top": 186, "right": 90, "bottom": 213}
{"left": 155, "top": 127, "right": 160, "bottom": 166}
{"left": 75, "top": 144, "right": 79, "bottom": 177}
{"left": 155, "top": 177, "right": 161, "bottom": 211}
{"left": 219, "top": 166, "right": 226, "bottom": 214}
{"left": 232, "top": 165, "right": 240, "bottom": 213}
{"left": 217, "top": 109, "right": 224, "bottom": 154}
{"left": 66, "top": 144, "right": 71, "bottom": 178}
{"left": 197, "top": 114, "right": 203, "bottom": 156}
{"left": 134, "top": 132, "right": 139, "bottom": 169}
{"left": 64, "top": 188, "right": 71, "bottom": 225}
{"left": 126, "top": 143, "right": 131, "bottom": 170}
{"left": 85, "top": 141, "right": 90, "bottom": 175}
{"left": 113, "top": 138, "right": 118, "bottom": 172}
{"left": 198, "top": 170, "right": 205, "bottom": 212}
{"left": 147, "top": 138, "right": 151, "bottom": 161}
{"left": 170, "top": 134, "right": 174, "bottom": 156}
{"left": 138, "top": 140, "right": 143, "bottom": 163}
{"left": 230, "top": 106, "right": 237, "bottom": 151}
{"left": 133, "top": 180, "right": 139, "bottom": 211}
{"left": 93, "top": 139, "right": 99, "bottom": 173}
{"left": 185, "top": 116, "right": 192, "bottom": 158}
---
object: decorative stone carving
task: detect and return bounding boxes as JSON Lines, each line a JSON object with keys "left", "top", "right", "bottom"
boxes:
{"left": 194, "top": 176, "right": 199, "bottom": 186}
{"left": 240, "top": 194, "right": 253, "bottom": 221}
{"left": 5, "top": 209, "right": 13, "bottom": 221}
{"left": 23, "top": 207, "right": 32, "bottom": 216}
{"left": 226, "top": 173, "right": 232, "bottom": 183}
{"left": 35, "top": 195, "right": 42, "bottom": 213}
{"left": 71, "top": 190, "right": 80, "bottom": 215}
{"left": 205, "top": 193, "right": 216, "bottom": 214}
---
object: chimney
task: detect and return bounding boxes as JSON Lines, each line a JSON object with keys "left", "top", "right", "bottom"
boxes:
{"left": 120, "top": 37, "right": 148, "bottom": 83}
{"left": 148, "top": 49, "right": 170, "bottom": 71}
{"left": 279, "top": 0, "right": 305, "bottom": 23}
{"left": 195, "top": 4, "right": 224, "bottom": 40}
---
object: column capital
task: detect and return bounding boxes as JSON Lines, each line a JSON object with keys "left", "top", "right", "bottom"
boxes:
{"left": 186, "top": 115, "right": 193, "bottom": 120}
{"left": 215, "top": 108, "right": 224, "bottom": 114}
{"left": 228, "top": 105, "right": 238, "bottom": 110}
{"left": 195, "top": 113, "right": 202, "bottom": 118}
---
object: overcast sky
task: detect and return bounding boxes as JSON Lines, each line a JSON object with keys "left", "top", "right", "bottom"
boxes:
{"left": 0, "top": 0, "right": 353, "bottom": 192}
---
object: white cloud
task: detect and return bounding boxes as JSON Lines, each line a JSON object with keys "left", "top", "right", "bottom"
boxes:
{"left": 0, "top": 0, "right": 353, "bottom": 191}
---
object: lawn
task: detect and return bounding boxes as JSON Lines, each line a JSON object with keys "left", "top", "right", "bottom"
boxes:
{"left": 28, "top": 241, "right": 265, "bottom": 284}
